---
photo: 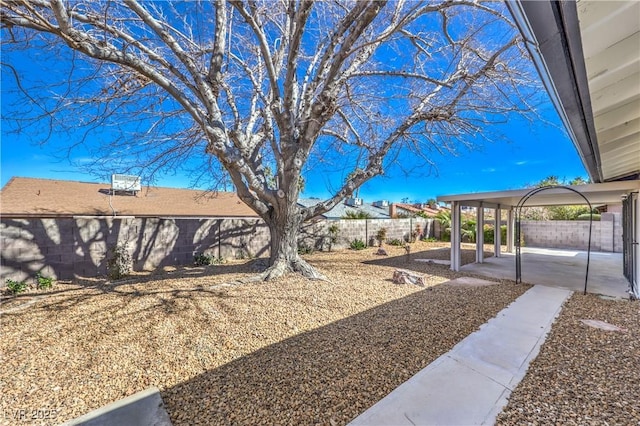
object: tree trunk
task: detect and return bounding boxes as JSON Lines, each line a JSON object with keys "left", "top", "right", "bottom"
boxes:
{"left": 258, "top": 201, "right": 326, "bottom": 281}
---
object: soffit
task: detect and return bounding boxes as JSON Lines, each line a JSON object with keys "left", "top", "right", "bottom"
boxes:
{"left": 577, "top": 0, "right": 640, "bottom": 181}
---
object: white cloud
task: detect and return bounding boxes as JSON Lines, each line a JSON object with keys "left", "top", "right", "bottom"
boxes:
{"left": 514, "top": 160, "right": 545, "bottom": 166}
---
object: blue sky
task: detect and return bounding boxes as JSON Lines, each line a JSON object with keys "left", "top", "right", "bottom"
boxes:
{"left": 300, "top": 104, "right": 588, "bottom": 201}
{"left": 1, "top": 3, "right": 589, "bottom": 204}
{"left": 2, "top": 71, "right": 587, "bottom": 202}
{"left": 0, "top": 103, "right": 588, "bottom": 202}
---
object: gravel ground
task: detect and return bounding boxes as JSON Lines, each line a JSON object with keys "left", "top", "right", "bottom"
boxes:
{"left": 1, "top": 242, "right": 527, "bottom": 426}
{"left": 497, "top": 293, "right": 640, "bottom": 425}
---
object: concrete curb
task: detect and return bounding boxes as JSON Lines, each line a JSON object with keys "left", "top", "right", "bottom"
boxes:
{"left": 61, "top": 387, "right": 172, "bottom": 426}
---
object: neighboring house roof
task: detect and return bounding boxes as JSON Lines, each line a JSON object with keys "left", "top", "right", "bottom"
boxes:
{"left": 394, "top": 203, "right": 441, "bottom": 217}
{"left": 298, "top": 198, "right": 389, "bottom": 219}
{"left": 0, "top": 177, "right": 258, "bottom": 218}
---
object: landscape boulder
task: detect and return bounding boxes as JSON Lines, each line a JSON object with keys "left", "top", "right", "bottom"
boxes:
{"left": 392, "top": 269, "right": 425, "bottom": 287}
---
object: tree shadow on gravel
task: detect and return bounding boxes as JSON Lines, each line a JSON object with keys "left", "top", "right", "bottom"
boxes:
{"left": 0, "top": 259, "right": 267, "bottom": 314}
{"left": 361, "top": 247, "right": 494, "bottom": 274}
{"left": 162, "top": 283, "right": 527, "bottom": 426}
{"left": 2, "top": 257, "right": 262, "bottom": 293}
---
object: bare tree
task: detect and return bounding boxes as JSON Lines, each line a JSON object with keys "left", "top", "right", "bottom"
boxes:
{"left": 1, "top": 0, "right": 538, "bottom": 280}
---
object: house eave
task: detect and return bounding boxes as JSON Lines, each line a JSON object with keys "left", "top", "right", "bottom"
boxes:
{"left": 506, "top": 0, "right": 602, "bottom": 183}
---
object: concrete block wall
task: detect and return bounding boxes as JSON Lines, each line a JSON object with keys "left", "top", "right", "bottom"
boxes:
{"left": 299, "top": 220, "right": 331, "bottom": 251}
{"left": 520, "top": 213, "right": 622, "bottom": 252}
{"left": 1, "top": 216, "right": 432, "bottom": 283}
{"left": 331, "top": 218, "right": 433, "bottom": 249}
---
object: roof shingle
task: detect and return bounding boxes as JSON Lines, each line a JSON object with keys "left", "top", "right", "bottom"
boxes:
{"left": 298, "top": 198, "right": 389, "bottom": 219}
{"left": 0, "top": 177, "right": 258, "bottom": 218}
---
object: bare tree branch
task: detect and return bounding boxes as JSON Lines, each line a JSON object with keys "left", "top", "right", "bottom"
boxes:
{"left": 1, "top": 0, "right": 541, "bottom": 278}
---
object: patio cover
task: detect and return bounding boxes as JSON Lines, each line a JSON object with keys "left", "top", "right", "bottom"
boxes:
{"left": 437, "top": 180, "right": 640, "bottom": 273}
{"left": 437, "top": 1, "right": 640, "bottom": 296}
{"left": 437, "top": 181, "right": 640, "bottom": 209}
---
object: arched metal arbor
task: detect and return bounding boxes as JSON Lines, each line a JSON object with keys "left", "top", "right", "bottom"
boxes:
{"left": 515, "top": 185, "right": 594, "bottom": 295}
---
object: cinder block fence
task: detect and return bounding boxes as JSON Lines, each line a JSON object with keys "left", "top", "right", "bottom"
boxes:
{"left": 1, "top": 216, "right": 433, "bottom": 282}
{"left": 520, "top": 213, "right": 622, "bottom": 252}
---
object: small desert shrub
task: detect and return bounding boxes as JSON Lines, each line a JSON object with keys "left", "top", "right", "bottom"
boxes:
{"left": 298, "top": 244, "right": 314, "bottom": 255}
{"left": 6, "top": 279, "right": 28, "bottom": 294}
{"left": 548, "top": 205, "right": 593, "bottom": 220}
{"left": 35, "top": 273, "right": 54, "bottom": 289}
{"left": 349, "top": 238, "right": 366, "bottom": 250}
{"left": 387, "top": 238, "right": 404, "bottom": 246}
{"left": 107, "top": 244, "right": 132, "bottom": 280}
{"left": 375, "top": 228, "right": 387, "bottom": 247}
{"left": 194, "top": 253, "right": 213, "bottom": 266}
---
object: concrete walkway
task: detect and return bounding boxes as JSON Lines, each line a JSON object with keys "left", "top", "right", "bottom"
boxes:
{"left": 349, "top": 285, "right": 572, "bottom": 426}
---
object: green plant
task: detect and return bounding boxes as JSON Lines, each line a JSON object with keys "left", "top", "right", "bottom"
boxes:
{"left": 375, "top": 228, "right": 387, "bottom": 247}
{"left": 547, "top": 205, "right": 593, "bottom": 220}
{"left": 194, "top": 253, "right": 213, "bottom": 266}
{"left": 35, "top": 272, "right": 54, "bottom": 289}
{"left": 435, "top": 210, "right": 452, "bottom": 241}
{"left": 342, "top": 210, "right": 373, "bottom": 219}
{"left": 481, "top": 225, "right": 508, "bottom": 245}
{"left": 424, "top": 237, "right": 438, "bottom": 242}
{"left": 298, "top": 243, "right": 314, "bottom": 255}
{"left": 6, "top": 279, "right": 28, "bottom": 294}
{"left": 461, "top": 220, "right": 477, "bottom": 243}
{"left": 107, "top": 244, "right": 132, "bottom": 280}
{"left": 327, "top": 223, "right": 340, "bottom": 252}
{"left": 349, "top": 238, "right": 366, "bottom": 250}
{"left": 387, "top": 238, "right": 404, "bottom": 246}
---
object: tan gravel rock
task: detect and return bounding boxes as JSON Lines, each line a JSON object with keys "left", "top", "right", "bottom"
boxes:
{"left": 497, "top": 293, "right": 640, "bottom": 425}
{"left": 0, "top": 242, "right": 525, "bottom": 425}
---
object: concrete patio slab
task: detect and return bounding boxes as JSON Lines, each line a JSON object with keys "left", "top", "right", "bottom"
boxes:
{"left": 61, "top": 387, "right": 172, "bottom": 426}
{"left": 348, "top": 285, "right": 572, "bottom": 426}
{"left": 461, "top": 247, "right": 629, "bottom": 298}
